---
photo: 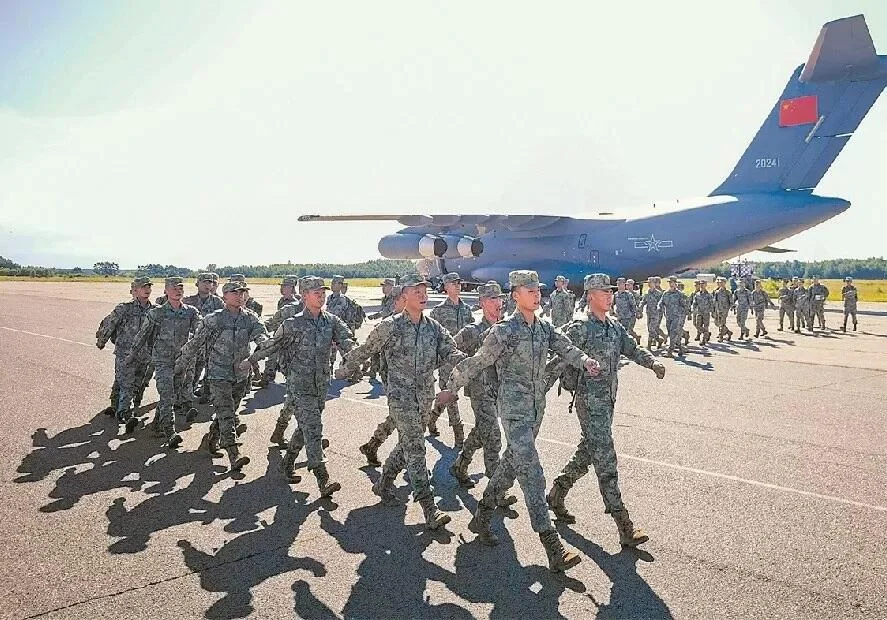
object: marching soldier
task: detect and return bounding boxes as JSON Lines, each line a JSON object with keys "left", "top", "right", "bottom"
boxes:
{"left": 638, "top": 276, "right": 665, "bottom": 349}
{"left": 183, "top": 273, "right": 225, "bottom": 401}
{"left": 691, "top": 279, "right": 714, "bottom": 345}
{"left": 712, "top": 276, "right": 734, "bottom": 342}
{"left": 365, "top": 277, "right": 397, "bottom": 381}
{"left": 809, "top": 277, "right": 830, "bottom": 330}
{"left": 255, "top": 275, "right": 300, "bottom": 388}
{"left": 841, "top": 277, "right": 858, "bottom": 332}
{"left": 657, "top": 276, "right": 689, "bottom": 357}
{"left": 734, "top": 279, "right": 752, "bottom": 340}
{"left": 544, "top": 275, "right": 576, "bottom": 328}
{"left": 777, "top": 278, "right": 796, "bottom": 332}
{"left": 750, "top": 279, "right": 777, "bottom": 338}
{"left": 613, "top": 277, "right": 641, "bottom": 343}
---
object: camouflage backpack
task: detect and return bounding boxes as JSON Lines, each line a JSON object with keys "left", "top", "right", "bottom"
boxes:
{"left": 345, "top": 298, "right": 365, "bottom": 330}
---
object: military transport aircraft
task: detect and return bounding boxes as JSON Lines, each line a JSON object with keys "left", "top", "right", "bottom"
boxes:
{"left": 300, "top": 15, "right": 887, "bottom": 287}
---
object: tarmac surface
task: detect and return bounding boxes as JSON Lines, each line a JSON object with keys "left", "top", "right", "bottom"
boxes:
{"left": 1, "top": 281, "right": 886, "bottom": 619}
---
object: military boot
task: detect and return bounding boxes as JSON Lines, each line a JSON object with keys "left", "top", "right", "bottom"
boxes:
{"left": 269, "top": 420, "right": 288, "bottom": 447}
{"left": 132, "top": 391, "right": 144, "bottom": 410}
{"left": 418, "top": 496, "right": 451, "bottom": 530}
{"left": 199, "top": 426, "right": 223, "bottom": 457}
{"left": 694, "top": 332, "right": 700, "bottom": 341}
{"left": 313, "top": 463, "right": 341, "bottom": 498}
{"left": 546, "top": 479, "right": 576, "bottom": 524}
{"left": 226, "top": 446, "right": 250, "bottom": 472}
{"left": 448, "top": 454, "right": 475, "bottom": 487}
{"left": 100, "top": 405, "right": 116, "bottom": 417}
{"left": 496, "top": 492, "right": 518, "bottom": 509}
{"left": 372, "top": 470, "right": 400, "bottom": 505}
{"left": 452, "top": 423, "right": 465, "bottom": 450}
{"left": 853, "top": 323, "right": 857, "bottom": 331}
{"left": 612, "top": 509, "right": 649, "bottom": 547}
{"left": 468, "top": 500, "right": 499, "bottom": 545}
{"left": 646, "top": 337, "right": 655, "bottom": 349}
{"left": 359, "top": 438, "right": 382, "bottom": 466}
{"left": 164, "top": 432, "right": 183, "bottom": 450}
{"left": 754, "top": 328, "right": 760, "bottom": 338}
{"left": 280, "top": 450, "right": 302, "bottom": 483}
{"left": 539, "top": 529, "right": 581, "bottom": 572}
{"left": 124, "top": 415, "right": 139, "bottom": 435}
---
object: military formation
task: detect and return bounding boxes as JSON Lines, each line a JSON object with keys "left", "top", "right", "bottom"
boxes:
{"left": 94, "top": 268, "right": 855, "bottom": 572}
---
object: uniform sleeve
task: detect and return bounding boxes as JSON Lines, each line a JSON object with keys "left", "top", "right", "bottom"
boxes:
{"left": 96, "top": 303, "right": 127, "bottom": 346}
{"left": 453, "top": 325, "right": 476, "bottom": 354}
{"left": 543, "top": 320, "right": 584, "bottom": 391}
{"left": 435, "top": 323, "right": 467, "bottom": 368}
{"left": 178, "top": 317, "right": 210, "bottom": 368}
{"left": 447, "top": 324, "right": 508, "bottom": 392}
{"left": 250, "top": 315, "right": 270, "bottom": 345}
{"left": 249, "top": 323, "right": 293, "bottom": 363}
{"left": 331, "top": 315, "right": 357, "bottom": 354}
{"left": 548, "top": 324, "right": 591, "bottom": 370}
{"left": 265, "top": 307, "right": 286, "bottom": 333}
{"left": 619, "top": 324, "right": 655, "bottom": 368}
{"left": 340, "top": 320, "right": 394, "bottom": 375}
{"left": 463, "top": 305, "right": 475, "bottom": 325}
{"left": 127, "top": 310, "right": 156, "bottom": 361}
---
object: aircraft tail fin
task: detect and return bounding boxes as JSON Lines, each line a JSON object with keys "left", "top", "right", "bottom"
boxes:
{"left": 710, "top": 15, "right": 887, "bottom": 196}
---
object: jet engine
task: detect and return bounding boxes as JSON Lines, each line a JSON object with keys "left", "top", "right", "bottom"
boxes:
{"left": 378, "top": 233, "right": 447, "bottom": 259}
{"left": 441, "top": 235, "right": 484, "bottom": 259}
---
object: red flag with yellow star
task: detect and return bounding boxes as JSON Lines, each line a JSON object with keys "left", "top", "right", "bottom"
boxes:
{"left": 778, "top": 95, "right": 818, "bottom": 127}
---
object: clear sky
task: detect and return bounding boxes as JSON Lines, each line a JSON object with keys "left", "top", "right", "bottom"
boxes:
{"left": 1, "top": 0, "right": 885, "bottom": 269}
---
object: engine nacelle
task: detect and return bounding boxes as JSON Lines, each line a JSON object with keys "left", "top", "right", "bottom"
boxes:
{"left": 378, "top": 233, "right": 446, "bottom": 259}
{"left": 441, "top": 235, "right": 484, "bottom": 259}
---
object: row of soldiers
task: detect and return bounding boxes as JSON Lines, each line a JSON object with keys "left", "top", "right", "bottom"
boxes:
{"left": 95, "top": 269, "right": 666, "bottom": 573}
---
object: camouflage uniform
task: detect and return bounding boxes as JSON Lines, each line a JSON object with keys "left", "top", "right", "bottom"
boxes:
{"left": 712, "top": 280, "right": 734, "bottom": 341}
{"left": 258, "top": 276, "right": 301, "bottom": 386}
{"left": 366, "top": 278, "right": 397, "bottom": 380}
{"left": 503, "top": 292, "right": 517, "bottom": 317}
{"left": 338, "top": 275, "right": 465, "bottom": 529}
{"left": 545, "top": 278, "right": 576, "bottom": 328}
{"left": 638, "top": 279, "right": 664, "bottom": 349}
{"left": 95, "top": 278, "right": 155, "bottom": 422}
{"left": 613, "top": 287, "right": 640, "bottom": 342}
{"left": 249, "top": 277, "right": 355, "bottom": 493}
{"left": 750, "top": 284, "right": 777, "bottom": 337}
{"left": 545, "top": 274, "right": 663, "bottom": 548}
{"left": 842, "top": 280, "right": 858, "bottom": 331}
{"left": 691, "top": 285, "right": 714, "bottom": 345}
{"left": 325, "top": 275, "right": 358, "bottom": 375}
{"left": 777, "top": 282, "right": 796, "bottom": 331}
{"left": 657, "top": 278, "right": 689, "bottom": 356}
{"left": 182, "top": 276, "right": 225, "bottom": 398}
{"left": 809, "top": 280, "right": 830, "bottom": 329}
{"left": 446, "top": 270, "right": 590, "bottom": 570}
{"left": 795, "top": 283, "right": 809, "bottom": 331}
{"left": 178, "top": 283, "right": 268, "bottom": 469}
{"left": 428, "top": 273, "right": 475, "bottom": 444}
{"left": 128, "top": 278, "right": 199, "bottom": 445}
{"left": 734, "top": 282, "right": 752, "bottom": 339}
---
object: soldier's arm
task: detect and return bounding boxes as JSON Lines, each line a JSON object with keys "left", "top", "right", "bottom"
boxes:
{"left": 435, "top": 324, "right": 468, "bottom": 368}
{"left": 178, "top": 316, "right": 213, "bottom": 370}
{"left": 548, "top": 323, "right": 592, "bottom": 370}
{"left": 330, "top": 315, "right": 357, "bottom": 354}
{"left": 248, "top": 323, "right": 294, "bottom": 363}
{"left": 621, "top": 326, "right": 656, "bottom": 369}
{"left": 452, "top": 324, "right": 477, "bottom": 354}
{"left": 264, "top": 307, "right": 287, "bottom": 334}
{"left": 96, "top": 303, "right": 126, "bottom": 348}
{"left": 543, "top": 320, "right": 585, "bottom": 391}
{"left": 126, "top": 311, "right": 156, "bottom": 363}
{"left": 249, "top": 315, "right": 270, "bottom": 346}
{"left": 463, "top": 306, "right": 475, "bottom": 325}
{"left": 339, "top": 320, "right": 395, "bottom": 375}
{"left": 446, "top": 325, "right": 509, "bottom": 392}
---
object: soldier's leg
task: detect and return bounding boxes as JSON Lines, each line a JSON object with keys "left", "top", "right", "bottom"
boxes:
{"left": 359, "top": 414, "right": 395, "bottom": 466}
{"left": 778, "top": 307, "right": 786, "bottom": 330}
{"left": 209, "top": 379, "right": 248, "bottom": 470}
{"left": 293, "top": 395, "right": 338, "bottom": 495}
{"left": 174, "top": 363, "right": 197, "bottom": 421}
{"left": 787, "top": 307, "right": 795, "bottom": 331}
{"left": 259, "top": 356, "right": 278, "bottom": 386}
{"left": 388, "top": 405, "right": 432, "bottom": 501}
{"left": 104, "top": 370, "right": 121, "bottom": 416}
{"left": 368, "top": 353, "right": 381, "bottom": 380}
{"left": 817, "top": 304, "right": 827, "bottom": 329}
{"left": 646, "top": 315, "right": 658, "bottom": 348}
{"left": 154, "top": 364, "right": 178, "bottom": 442}
{"left": 737, "top": 309, "right": 748, "bottom": 338}
{"left": 192, "top": 353, "right": 207, "bottom": 398}
{"left": 700, "top": 314, "right": 711, "bottom": 344}
{"left": 113, "top": 353, "right": 132, "bottom": 420}
{"left": 851, "top": 309, "right": 857, "bottom": 330}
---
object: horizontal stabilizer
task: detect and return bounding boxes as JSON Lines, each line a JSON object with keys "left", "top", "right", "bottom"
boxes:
{"left": 756, "top": 245, "right": 796, "bottom": 254}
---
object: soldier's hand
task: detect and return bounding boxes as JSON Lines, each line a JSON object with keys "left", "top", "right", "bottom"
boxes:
{"left": 652, "top": 361, "right": 666, "bottom": 379}
{"left": 238, "top": 359, "right": 252, "bottom": 372}
{"left": 583, "top": 358, "right": 601, "bottom": 377}
{"left": 435, "top": 390, "right": 456, "bottom": 407}
{"left": 334, "top": 366, "right": 349, "bottom": 380}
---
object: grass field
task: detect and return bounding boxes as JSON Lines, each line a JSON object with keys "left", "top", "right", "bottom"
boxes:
{"left": 1, "top": 275, "right": 884, "bottom": 302}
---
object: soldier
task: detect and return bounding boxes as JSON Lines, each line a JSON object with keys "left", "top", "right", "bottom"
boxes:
{"left": 657, "top": 276, "right": 689, "bottom": 357}
{"left": 676, "top": 281, "right": 691, "bottom": 346}
{"left": 637, "top": 276, "right": 665, "bottom": 349}
{"left": 365, "top": 277, "right": 397, "bottom": 381}
{"left": 544, "top": 275, "right": 576, "bottom": 328}
{"left": 246, "top": 276, "right": 356, "bottom": 493}
{"left": 177, "top": 281, "right": 269, "bottom": 471}
{"left": 750, "top": 279, "right": 777, "bottom": 338}
{"left": 325, "top": 274, "right": 350, "bottom": 375}
{"left": 612, "top": 277, "right": 641, "bottom": 344}
{"left": 255, "top": 275, "right": 301, "bottom": 388}
{"left": 95, "top": 276, "right": 156, "bottom": 430}
{"left": 503, "top": 286, "right": 518, "bottom": 316}
{"left": 687, "top": 280, "right": 700, "bottom": 338}
{"left": 427, "top": 272, "right": 475, "bottom": 447}
{"left": 357, "top": 285, "right": 405, "bottom": 467}
{"left": 776, "top": 278, "right": 796, "bottom": 332}
{"left": 183, "top": 273, "right": 225, "bottom": 401}
{"left": 733, "top": 279, "right": 752, "bottom": 340}
{"left": 841, "top": 276, "right": 858, "bottom": 332}
{"left": 438, "top": 270, "right": 600, "bottom": 573}
{"left": 809, "top": 277, "right": 830, "bottom": 329}
{"left": 795, "top": 278, "right": 810, "bottom": 332}
{"left": 448, "top": 281, "right": 506, "bottom": 488}
{"left": 263, "top": 289, "right": 309, "bottom": 445}
{"left": 544, "top": 273, "right": 665, "bottom": 547}
{"left": 691, "top": 279, "right": 714, "bottom": 345}
{"left": 712, "top": 276, "right": 734, "bottom": 342}
{"left": 127, "top": 277, "right": 200, "bottom": 449}
{"left": 335, "top": 274, "right": 464, "bottom": 530}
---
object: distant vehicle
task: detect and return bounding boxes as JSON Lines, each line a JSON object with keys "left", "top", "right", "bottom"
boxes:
{"left": 301, "top": 15, "right": 887, "bottom": 293}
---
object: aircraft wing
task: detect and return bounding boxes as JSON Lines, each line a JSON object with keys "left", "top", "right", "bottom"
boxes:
{"left": 756, "top": 245, "right": 796, "bottom": 253}
{"left": 298, "top": 213, "right": 571, "bottom": 232}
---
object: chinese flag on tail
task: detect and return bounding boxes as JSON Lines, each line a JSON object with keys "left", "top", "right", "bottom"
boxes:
{"left": 778, "top": 95, "right": 819, "bottom": 127}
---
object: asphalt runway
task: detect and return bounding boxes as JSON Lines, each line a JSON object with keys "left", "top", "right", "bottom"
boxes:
{"left": 1, "top": 281, "right": 886, "bottom": 619}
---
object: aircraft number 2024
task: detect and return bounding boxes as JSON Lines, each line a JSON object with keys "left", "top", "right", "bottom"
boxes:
{"left": 755, "top": 157, "right": 779, "bottom": 168}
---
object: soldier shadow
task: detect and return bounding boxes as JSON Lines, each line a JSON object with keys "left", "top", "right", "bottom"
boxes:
{"left": 451, "top": 526, "right": 587, "bottom": 619}
{"left": 242, "top": 382, "right": 286, "bottom": 410}
{"left": 673, "top": 357, "right": 714, "bottom": 372}
{"left": 557, "top": 525, "right": 674, "bottom": 619}
{"left": 704, "top": 343, "right": 740, "bottom": 355}
{"left": 355, "top": 380, "right": 387, "bottom": 401}
{"left": 762, "top": 336, "right": 795, "bottom": 346}
{"left": 319, "top": 503, "right": 472, "bottom": 619}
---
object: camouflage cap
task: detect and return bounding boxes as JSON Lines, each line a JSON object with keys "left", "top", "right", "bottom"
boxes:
{"left": 667, "top": 275, "right": 678, "bottom": 282}
{"left": 390, "top": 285, "right": 403, "bottom": 298}
{"left": 555, "top": 275, "right": 567, "bottom": 282}
{"left": 281, "top": 274, "right": 299, "bottom": 287}
{"left": 442, "top": 272, "right": 461, "bottom": 284}
{"left": 208, "top": 272, "right": 220, "bottom": 282}
{"left": 381, "top": 277, "right": 396, "bottom": 286}
{"left": 616, "top": 277, "right": 626, "bottom": 282}
{"left": 228, "top": 273, "right": 246, "bottom": 282}
{"left": 716, "top": 276, "right": 726, "bottom": 282}
{"left": 331, "top": 275, "right": 346, "bottom": 284}
{"left": 845, "top": 276, "right": 853, "bottom": 281}
{"left": 399, "top": 274, "right": 430, "bottom": 287}
{"left": 478, "top": 280, "right": 505, "bottom": 299}
{"left": 165, "top": 276, "right": 184, "bottom": 287}
{"left": 583, "top": 273, "right": 618, "bottom": 291}
{"left": 509, "top": 270, "right": 540, "bottom": 290}
{"left": 652, "top": 276, "right": 662, "bottom": 282}
{"left": 198, "top": 272, "right": 217, "bottom": 283}
{"left": 299, "top": 276, "right": 330, "bottom": 292}
{"left": 131, "top": 276, "right": 153, "bottom": 287}
{"left": 626, "top": 278, "right": 635, "bottom": 283}
{"left": 222, "top": 282, "right": 248, "bottom": 294}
